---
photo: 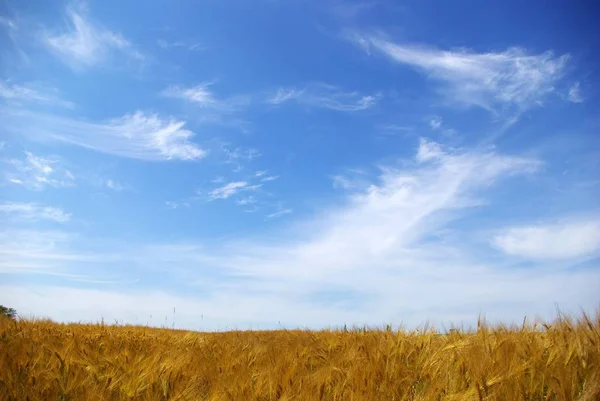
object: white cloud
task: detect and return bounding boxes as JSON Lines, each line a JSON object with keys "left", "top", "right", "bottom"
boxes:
{"left": 0, "top": 80, "right": 74, "bottom": 108}
{"left": 157, "top": 39, "right": 204, "bottom": 52}
{"left": 165, "top": 201, "right": 178, "bottom": 209}
{"left": 266, "top": 209, "right": 293, "bottom": 219}
{"left": 429, "top": 116, "right": 442, "bottom": 130}
{"left": 220, "top": 145, "right": 262, "bottom": 172}
{"left": 42, "top": 4, "right": 143, "bottom": 70}
{"left": 0, "top": 202, "right": 71, "bottom": 223}
{"left": 162, "top": 82, "right": 217, "bottom": 107}
{"left": 0, "top": 16, "right": 16, "bottom": 30}
{"left": 105, "top": 179, "right": 123, "bottom": 191}
{"left": 357, "top": 35, "right": 568, "bottom": 113}
{"left": 4, "top": 152, "right": 75, "bottom": 191}
{"left": 567, "top": 82, "right": 583, "bottom": 103}
{"left": 1, "top": 109, "right": 206, "bottom": 161}
{"left": 165, "top": 201, "right": 189, "bottom": 209}
{"left": 493, "top": 217, "right": 600, "bottom": 260}
{"left": 4, "top": 266, "right": 599, "bottom": 330}
{"left": 331, "top": 170, "right": 371, "bottom": 191}
{"left": 162, "top": 83, "right": 249, "bottom": 112}
{"left": 3, "top": 140, "right": 597, "bottom": 330}
{"left": 416, "top": 138, "right": 445, "bottom": 162}
{"left": 260, "top": 175, "right": 279, "bottom": 182}
{"left": 268, "top": 88, "right": 304, "bottom": 104}
{"left": 268, "top": 83, "right": 380, "bottom": 111}
{"left": 237, "top": 196, "right": 257, "bottom": 206}
{"left": 209, "top": 181, "right": 261, "bottom": 200}
{"left": 332, "top": 175, "right": 357, "bottom": 190}
{"left": 223, "top": 147, "right": 261, "bottom": 163}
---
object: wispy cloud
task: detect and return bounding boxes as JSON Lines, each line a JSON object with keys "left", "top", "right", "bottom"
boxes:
{"left": 105, "top": 179, "right": 124, "bottom": 191}
{"left": 429, "top": 116, "right": 442, "bottom": 130}
{"left": 220, "top": 145, "right": 262, "bottom": 172}
{"left": 42, "top": 3, "right": 143, "bottom": 71}
{"left": 4, "top": 140, "right": 587, "bottom": 329}
{"left": 353, "top": 35, "right": 569, "bottom": 114}
{"left": 567, "top": 82, "right": 584, "bottom": 103}
{"left": 157, "top": 39, "right": 205, "bottom": 52}
{"left": 268, "top": 83, "right": 380, "bottom": 112}
{"left": 4, "top": 152, "right": 75, "bottom": 190}
{"left": 260, "top": 175, "right": 279, "bottom": 182}
{"left": 208, "top": 181, "right": 261, "bottom": 200}
{"left": 165, "top": 201, "right": 189, "bottom": 209}
{"left": 162, "top": 82, "right": 218, "bottom": 107}
{"left": 162, "top": 82, "right": 249, "bottom": 112}
{"left": 0, "top": 80, "right": 74, "bottom": 108}
{"left": 2, "top": 109, "right": 206, "bottom": 161}
{"left": 0, "top": 202, "right": 71, "bottom": 223}
{"left": 236, "top": 196, "right": 257, "bottom": 206}
{"left": 266, "top": 208, "right": 292, "bottom": 219}
{"left": 0, "top": 16, "right": 16, "bottom": 30}
{"left": 269, "top": 88, "right": 304, "bottom": 104}
{"left": 493, "top": 217, "right": 600, "bottom": 260}
{"left": 0, "top": 14, "right": 33, "bottom": 64}
{"left": 331, "top": 170, "right": 371, "bottom": 191}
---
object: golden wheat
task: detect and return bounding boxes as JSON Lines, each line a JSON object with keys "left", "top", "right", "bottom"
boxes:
{"left": 1, "top": 312, "right": 599, "bottom": 400}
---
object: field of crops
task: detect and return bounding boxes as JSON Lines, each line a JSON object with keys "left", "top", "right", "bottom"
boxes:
{"left": 1, "top": 313, "right": 599, "bottom": 400}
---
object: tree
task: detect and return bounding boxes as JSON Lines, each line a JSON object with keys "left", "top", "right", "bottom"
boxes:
{"left": 0, "top": 305, "right": 17, "bottom": 319}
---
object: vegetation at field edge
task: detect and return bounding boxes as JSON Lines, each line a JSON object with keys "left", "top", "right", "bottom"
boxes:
{"left": 1, "top": 312, "right": 599, "bottom": 400}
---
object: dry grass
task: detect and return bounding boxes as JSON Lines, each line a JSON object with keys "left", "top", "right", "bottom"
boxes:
{"left": 1, "top": 312, "right": 599, "bottom": 400}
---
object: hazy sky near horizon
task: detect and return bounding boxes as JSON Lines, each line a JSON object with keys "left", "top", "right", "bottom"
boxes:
{"left": 1, "top": 0, "right": 599, "bottom": 330}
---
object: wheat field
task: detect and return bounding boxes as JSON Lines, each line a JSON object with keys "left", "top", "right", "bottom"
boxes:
{"left": 1, "top": 312, "right": 599, "bottom": 401}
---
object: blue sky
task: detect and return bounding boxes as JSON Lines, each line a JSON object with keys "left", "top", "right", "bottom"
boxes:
{"left": 1, "top": 0, "right": 599, "bottom": 330}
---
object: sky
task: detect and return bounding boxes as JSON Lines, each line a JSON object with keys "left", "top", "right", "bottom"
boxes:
{"left": 0, "top": 0, "right": 599, "bottom": 331}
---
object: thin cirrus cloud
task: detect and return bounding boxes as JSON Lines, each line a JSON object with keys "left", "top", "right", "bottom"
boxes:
{"left": 352, "top": 34, "right": 569, "bottom": 114}
{"left": 4, "top": 152, "right": 75, "bottom": 191}
{"left": 266, "top": 208, "right": 292, "bottom": 219}
{"left": 567, "top": 82, "right": 584, "bottom": 103}
{"left": 6, "top": 139, "right": 594, "bottom": 329}
{"left": 493, "top": 218, "right": 600, "bottom": 260}
{"left": 2, "top": 109, "right": 206, "bottom": 161}
{"left": 41, "top": 3, "right": 143, "bottom": 71}
{"left": 156, "top": 39, "right": 205, "bottom": 52}
{"left": 105, "top": 179, "right": 124, "bottom": 191}
{"left": 161, "top": 83, "right": 250, "bottom": 113}
{"left": 268, "top": 84, "right": 380, "bottom": 112}
{"left": 208, "top": 181, "right": 261, "bottom": 200}
{"left": 222, "top": 139, "right": 541, "bottom": 280}
{"left": 0, "top": 202, "right": 71, "bottom": 223}
{"left": 0, "top": 80, "right": 74, "bottom": 108}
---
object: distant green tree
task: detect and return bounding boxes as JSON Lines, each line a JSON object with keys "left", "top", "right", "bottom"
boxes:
{"left": 0, "top": 305, "right": 17, "bottom": 319}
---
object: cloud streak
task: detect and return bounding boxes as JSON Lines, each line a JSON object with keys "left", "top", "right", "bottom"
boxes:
{"left": 4, "top": 152, "right": 75, "bottom": 190}
{"left": 2, "top": 109, "right": 206, "bottom": 161}
{"left": 2, "top": 140, "right": 596, "bottom": 329}
{"left": 42, "top": 3, "right": 143, "bottom": 70}
{"left": 208, "top": 181, "right": 261, "bottom": 200}
{"left": 567, "top": 82, "right": 583, "bottom": 103}
{"left": 157, "top": 39, "right": 205, "bottom": 52}
{"left": 266, "top": 208, "right": 292, "bottom": 219}
{"left": 493, "top": 217, "right": 600, "bottom": 260}
{"left": 2, "top": 140, "right": 598, "bottom": 329}
{"left": 268, "top": 84, "right": 380, "bottom": 111}
{"left": 0, "top": 202, "right": 71, "bottom": 223}
{"left": 354, "top": 35, "right": 569, "bottom": 114}
{"left": 0, "top": 80, "right": 74, "bottom": 108}
{"left": 162, "top": 83, "right": 250, "bottom": 113}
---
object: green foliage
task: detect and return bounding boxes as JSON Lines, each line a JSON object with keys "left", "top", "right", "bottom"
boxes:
{"left": 0, "top": 305, "right": 17, "bottom": 319}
